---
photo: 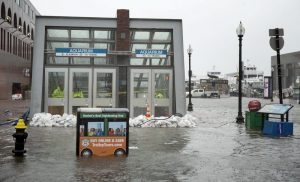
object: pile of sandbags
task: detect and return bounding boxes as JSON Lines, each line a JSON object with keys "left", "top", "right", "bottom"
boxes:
{"left": 30, "top": 113, "right": 76, "bottom": 127}
{"left": 129, "top": 114, "right": 197, "bottom": 128}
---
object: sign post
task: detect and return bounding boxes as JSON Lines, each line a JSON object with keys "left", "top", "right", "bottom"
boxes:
{"left": 269, "top": 28, "right": 284, "bottom": 108}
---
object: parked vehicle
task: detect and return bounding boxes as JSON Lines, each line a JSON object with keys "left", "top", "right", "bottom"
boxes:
{"left": 209, "top": 92, "right": 220, "bottom": 98}
{"left": 186, "top": 89, "right": 205, "bottom": 98}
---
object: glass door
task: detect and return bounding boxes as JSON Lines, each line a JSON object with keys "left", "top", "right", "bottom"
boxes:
{"left": 130, "top": 69, "right": 151, "bottom": 117}
{"left": 93, "top": 69, "right": 116, "bottom": 108}
{"left": 69, "top": 68, "right": 92, "bottom": 114}
{"left": 45, "top": 68, "right": 68, "bottom": 115}
{"left": 130, "top": 69, "right": 173, "bottom": 118}
{"left": 152, "top": 70, "right": 173, "bottom": 117}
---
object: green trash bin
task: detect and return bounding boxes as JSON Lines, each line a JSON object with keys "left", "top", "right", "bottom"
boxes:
{"left": 245, "top": 111, "right": 265, "bottom": 130}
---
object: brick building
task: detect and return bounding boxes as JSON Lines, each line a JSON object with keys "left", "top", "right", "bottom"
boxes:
{"left": 0, "top": 0, "right": 39, "bottom": 100}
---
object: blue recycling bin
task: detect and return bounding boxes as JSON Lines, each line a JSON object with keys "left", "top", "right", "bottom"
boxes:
{"left": 263, "top": 120, "right": 293, "bottom": 137}
{"left": 257, "top": 104, "right": 294, "bottom": 137}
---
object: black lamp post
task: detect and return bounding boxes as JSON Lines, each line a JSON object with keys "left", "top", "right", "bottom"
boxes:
{"left": 187, "top": 44, "right": 193, "bottom": 111}
{"left": 236, "top": 22, "right": 245, "bottom": 123}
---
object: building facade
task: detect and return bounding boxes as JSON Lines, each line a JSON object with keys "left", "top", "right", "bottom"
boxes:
{"left": 30, "top": 10, "right": 186, "bottom": 118}
{"left": 0, "top": 0, "right": 39, "bottom": 100}
{"left": 271, "top": 51, "right": 300, "bottom": 97}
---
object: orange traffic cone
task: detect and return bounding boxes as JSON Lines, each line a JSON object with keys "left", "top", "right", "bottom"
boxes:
{"left": 145, "top": 106, "right": 151, "bottom": 119}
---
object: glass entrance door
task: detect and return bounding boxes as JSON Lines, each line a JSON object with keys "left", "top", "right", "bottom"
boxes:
{"left": 130, "top": 69, "right": 172, "bottom": 118}
{"left": 130, "top": 70, "right": 151, "bottom": 117}
{"left": 152, "top": 69, "right": 173, "bottom": 117}
{"left": 45, "top": 68, "right": 68, "bottom": 115}
{"left": 93, "top": 69, "right": 116, "bottom": 108}
{"left": 69, "top": 68, "right": 92, "bottom": 114}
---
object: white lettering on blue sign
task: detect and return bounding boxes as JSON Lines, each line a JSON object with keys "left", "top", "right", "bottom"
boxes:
{"left": 135, "top": 49, "right": 167, "bottom": 58}
{"left": 55, "top": 48, "right": 107, "bottom": 57}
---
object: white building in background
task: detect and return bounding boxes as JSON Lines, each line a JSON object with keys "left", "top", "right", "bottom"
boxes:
{"left": 225, "top": 61, "right": 264, "bottom": 97}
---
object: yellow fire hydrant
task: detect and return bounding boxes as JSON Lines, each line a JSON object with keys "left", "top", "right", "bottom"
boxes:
{"left": 12, "top": 119, "right": 28, "bottom": 156}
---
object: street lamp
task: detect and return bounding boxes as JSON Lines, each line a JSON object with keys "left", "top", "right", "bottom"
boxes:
{"left": 236, "top": 22, "right": 245, "bottom": 123}
{"left": 187, "top": 44, "right": 193, "bottom": 111}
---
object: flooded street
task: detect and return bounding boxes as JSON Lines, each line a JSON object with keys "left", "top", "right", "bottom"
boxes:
{"left": 1, "top": 97, "right": 300, "bottom": 181}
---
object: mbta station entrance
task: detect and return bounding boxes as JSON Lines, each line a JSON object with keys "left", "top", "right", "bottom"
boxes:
{"left": 30, "top": 12, "right": 186, "bottom": 118}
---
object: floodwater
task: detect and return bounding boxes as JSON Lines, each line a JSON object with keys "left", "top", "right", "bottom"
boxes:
{"left": 1, "top": 97, "right": 300, "bottom": 182}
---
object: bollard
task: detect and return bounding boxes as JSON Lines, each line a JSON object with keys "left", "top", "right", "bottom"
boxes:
{"left": 12, "top": 119, "right": 28, "bottom": 156}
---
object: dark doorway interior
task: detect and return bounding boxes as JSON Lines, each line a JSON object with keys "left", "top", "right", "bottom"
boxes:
{"left": 12, "top": 83, "right": 21, "bottom": 94}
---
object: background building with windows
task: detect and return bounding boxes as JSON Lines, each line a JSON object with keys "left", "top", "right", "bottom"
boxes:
{"left": 0, "top": 0, "right": 39, "bottom": 100}
{"left": 271, "top": 51, "right": 300, "bottom": 98}
{"left": 30, "top": 9, "right": 186, "bottom": 118}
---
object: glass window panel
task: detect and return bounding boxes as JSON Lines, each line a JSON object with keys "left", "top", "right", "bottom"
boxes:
{"left": 152, "top": 56, "right": 171, "bottom": 66}
{"left": 47, "top": 42, "right": 69, "bottom": 50}
{"left": 132, "top": 31, "right": 150, "bottom": 40}
{"left": 96, "top": 73, "right": 112, "bottom": 98}
{"left": 88, "top": 122, "right": 105, "bottom": 136}
{"left": 94, "top": 30, "right": 114, "bottom": 39}
{"left": 108, "top": 122, "right": 127, "bottom": 136}
{"left": 151, "top": 44, "right": 166, "bottom": 50}
{"left": 130, "top": 58, "right": 150, "bottom": 65}
{"left": 94, "top": 57, "right": 113, "bottom": 65}
{"left": 48, "top": 72, "right": 65, "bottom": 98}
{"left": 72, "top": 72, "right": 89, "bottom": 98}
{"left": 134, "top": 73, "right": 149, "bottom": 98}
{"left": 153, "top": 32, "right": 171, "bottom": 41}
{"left": 71, "top": 43, "right": 90, "bottom": 48}
{"left": 154, "top": 73, "right": 170, "bottom": 99}
{"left": 47, "top": 56, "right": 69, "bottom": 64}
{"left": 94, "top": 43, "right": 107, "bottom": 49}
{"left": 131, "top": 44, "right": 147, "bottom": 53}
{"left": 70, "top": 58, "right": 91, "bottom": 65}
{"left": 71, "top": 30, "right": 89, "bottom": 39}
{"left": 47, "top": 29, "right": 68, "bottom": 38}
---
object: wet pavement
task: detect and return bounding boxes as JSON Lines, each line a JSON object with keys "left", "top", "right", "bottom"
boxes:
{"left": 1, "top": 97, "right": 300, "bottom": 182}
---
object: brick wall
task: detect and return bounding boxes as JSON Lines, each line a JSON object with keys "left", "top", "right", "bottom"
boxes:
{"left": 116, "top": 9, "right": 130, "bottom": 51}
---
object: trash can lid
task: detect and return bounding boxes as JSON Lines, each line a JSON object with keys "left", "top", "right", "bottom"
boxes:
{"left": 248, "top": 100, "right": 261, "bottom": 111}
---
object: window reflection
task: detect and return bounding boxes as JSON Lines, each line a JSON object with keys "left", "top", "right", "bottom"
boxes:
{"left": 47, "top": 56, "right": 69, "bottom": 64}
{"left": 96, "top": 73, "right": 112, "bottom": 98}
{"left": 132, "top": 31, "right": 150, "bottom": 40}
{"left": 70, "top": 58, "right": 91, "bottom": 65}
{"left": 153, "top": 32, "right": 171, "bottom": 41}
{"left": 72, "top": 72, "right": 89, "bottom": 98}
{"left": 71, "top": 43, "right": 90, "bottom": 48}
{"left": 47, "top": 42, "right": 69, "bottom": 50}
{"left": 94, "top": 30, "right": 114, "bottom": 40}
{"left": 130, "top": 58, "right": 150, "bottom": 65}
{"left": 134, "top": 73, "right": 149, "bottom": 98}
{"left": 47, "top": 29, "right": 68, "bottom": 38}
{"left": 71, "top": 30, "right": 89, "bottom": 39}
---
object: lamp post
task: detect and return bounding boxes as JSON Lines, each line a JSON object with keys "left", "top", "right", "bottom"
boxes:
{"left": 236, "top": 22, "right": 245, "bottom": 123}
{"left": 187, "top": 44, "right": 193, "bottom": 111}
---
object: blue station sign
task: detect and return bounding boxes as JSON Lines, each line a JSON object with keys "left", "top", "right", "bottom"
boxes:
{"left": 135, "top": 49, "right": 167, "bottom": 58}
{"left": 55, "top": 48, "right": 107, "bottom": 57}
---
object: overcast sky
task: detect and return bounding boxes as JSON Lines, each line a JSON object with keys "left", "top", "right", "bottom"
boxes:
{"left": 30, "top": 0, "right": 300, "bottom": 77}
